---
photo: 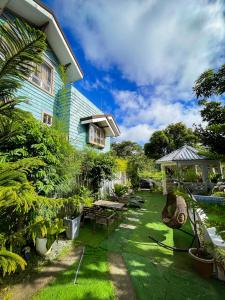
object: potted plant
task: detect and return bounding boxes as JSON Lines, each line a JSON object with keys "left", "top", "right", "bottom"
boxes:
{"left": 30, "top": 216, "right": 65, "bottom": 256}
{"left": 188, "top": 244, "right": 214, "bottom": 278}
{"left": 214, "top": 247, "right": 225, "bottom": 281}
{"left": 185, "top": 194, "right": 214, "bottom": 277}
{"left": 62, "top": 188, "right": 93, "bottom": 240}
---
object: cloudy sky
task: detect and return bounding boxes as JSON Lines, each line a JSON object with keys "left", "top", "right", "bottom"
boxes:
{"left": 44, "top": 0, "right": 225, "bottom": 144}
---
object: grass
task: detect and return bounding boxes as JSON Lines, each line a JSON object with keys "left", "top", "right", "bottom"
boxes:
{"left": 33, "top": 247, "right": 115, "bottom": 300}
{"left": 199, "top": 202, "right": 225, "bottom": 241}
{"left": 33, "top": 192, "right": 225, "bottom": 300}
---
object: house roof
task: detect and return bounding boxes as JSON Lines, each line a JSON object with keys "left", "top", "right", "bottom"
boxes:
{"left": 80, "top": 114, "right": 120, "bottom": 137}
{"left": 156, "top": 145, "right": 208, "bottom": 164}
{"left": 1, "top": 0, "right": 83, "bottom": 83}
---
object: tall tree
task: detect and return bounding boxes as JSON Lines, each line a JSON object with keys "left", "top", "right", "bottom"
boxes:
{"left": 0, "top": 17, "right": 46, "bottom": 144}
{"left": 111, "top": 141, "right": 143, "bottom": 158}
{"left": 193, "top": 65, "right": 225, "bottom": 155}
{"left": 0, "top": 17, "right": 46, "bottom": 275}
{"left": 144, "top": 131, "right": 169, "bottom": 159}
{"left": 144, "top": 123, "right": 198, "bottom": 159}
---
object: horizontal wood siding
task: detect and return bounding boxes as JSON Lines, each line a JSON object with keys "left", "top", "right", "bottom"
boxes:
{"left": 68, "top": 87, "right": 111, "bottom": 152}
{"left": 1, "top": 10, "right": 111, "bottom": 152}
{"left": 16, "top": 49, "right": 63, "bottom": 123}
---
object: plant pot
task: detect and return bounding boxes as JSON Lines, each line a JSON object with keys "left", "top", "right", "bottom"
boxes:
{"left": 216, "top": 264, "right": 225, "bottom": 281}
{"left": 36, "top": 237, "right": 53, "bottom": 256}
{"left": 189, "top": 248, "right": 214, "bottom": 278}
{"left": 64, "top": 215, "right": 81, "bottom": 240}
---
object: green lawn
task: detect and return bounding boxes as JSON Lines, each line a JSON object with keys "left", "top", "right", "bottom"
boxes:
{"left": 33, "top": 247, "right": 115, "bottom": 300}
{"left": 33, "top": 192, "right": 225, "bottom": 300}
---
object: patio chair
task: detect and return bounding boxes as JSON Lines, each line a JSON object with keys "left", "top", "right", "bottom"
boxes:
{"left": 149, "top": 191, "right": 196, "bottom": 252}
{"left": 82, "top": 206, "right": 101, "bottom": 224}
{"left": 94, "top": 210, "right": 116, "bottom": 234}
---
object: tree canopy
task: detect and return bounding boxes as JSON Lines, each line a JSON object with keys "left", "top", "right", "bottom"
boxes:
{"left": 111, "top": 140, "right": 143, "bottom": 158}
{"left": 144, "top": 122, "right": 198, "bottom": 159}
{"left": 193, "top": 65, "right": 225, "bottom": 156}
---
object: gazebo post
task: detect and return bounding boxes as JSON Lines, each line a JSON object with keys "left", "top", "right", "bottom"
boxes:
{"left": 161, "top": 164, "right": 167, "bottom": 194}
{"left": 201, "top": 163, "right": 209, "bottom": 190}
{"left": 218, "top": 161, "right": 224, "bottom": 179}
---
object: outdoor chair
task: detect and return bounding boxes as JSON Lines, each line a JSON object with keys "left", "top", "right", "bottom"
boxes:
{"left": 149, "top": 191, "right": 196, "bottom": 252}
{"left": 82, "top": 206, "right": 102, "bottom": 224}
{"left": 94, "top": 210, "right": 116, "bottom": 234}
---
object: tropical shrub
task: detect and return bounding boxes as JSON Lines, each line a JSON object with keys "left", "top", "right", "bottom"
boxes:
{"left": 80, "top": 149, "right": 116, "bottom": 192}
{"left": 114, "top": 184, "right": 128, "bottom": 197}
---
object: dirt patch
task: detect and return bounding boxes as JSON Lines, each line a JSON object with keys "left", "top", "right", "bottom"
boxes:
{"left": 9, "top": 246, "right": 83, "bottom": 300}
{"left": 108, "top": 252, "right": 137, "bottom": 300}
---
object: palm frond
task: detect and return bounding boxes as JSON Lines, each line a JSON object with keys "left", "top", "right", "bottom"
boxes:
{"left": 0, "top": 248, "right": 26, "bottom": 276}
{"left": 0, "top": 17, "right": 47, "bottom": 101}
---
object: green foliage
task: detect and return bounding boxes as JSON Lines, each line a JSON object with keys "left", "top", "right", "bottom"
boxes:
{"left": 111, "top": 141, "right": 143, "bottom": 158}
{"left": 139, "top": 159, "right": 162, "bottom": 181}
{"left": 194, "top": 101, "right": 225, "bottom": 156}
{"left": 0, "top": 247, "right": 26, "bottom": 277}
{"left": 0, "top": 17, "right": 46, "bottom": 147}
{"left": 0, "top": 17, "right": 46, "bottom": 103}
{"left": 144, "top": 130, "right": 169, "bottom": 159}
{"left": 127, "top": 154, "right": 147, "bottom": 189}
{"left": 115, "top": 158, "right": 128, "bottom": 172}
{"left": 0, "top": 113, "right": 81, "bottom": 195}
{"left": 114, "top": 184, "right": 128, "bottom": 197}
{"left": 182, "top": 167, "right": 200, "bottom": 182}
{"left": 144, "top": 123, "right": 198, "bottom": 159}
{"left": 80, "top": 149, "right": 116, "bottom": 192}
{"left": 193, "top": 64, "right": 225, "bottom": 157}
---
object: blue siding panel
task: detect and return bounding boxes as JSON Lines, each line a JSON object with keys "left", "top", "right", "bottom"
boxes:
{"left": 1, "top": 10, "right": 111, "bottom": 152}
{"left": 68, "top": 87, "right": 111, "bottom": 152}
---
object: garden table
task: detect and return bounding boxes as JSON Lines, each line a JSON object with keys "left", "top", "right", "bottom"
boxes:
{"left": 94, "top": 200, "right": 125, "bottom": 210}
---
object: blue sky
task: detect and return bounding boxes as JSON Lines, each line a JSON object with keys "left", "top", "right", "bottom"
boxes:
{"left": 43, "top": 0, "right": 225, "bottom": 144}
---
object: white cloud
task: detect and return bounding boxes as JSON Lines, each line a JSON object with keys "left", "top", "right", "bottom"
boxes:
{"left": 80, "top": 79, "right": 105, "bottom": 91}
{"left": 112, "top": 89, "right": 203, "bottom": 143}
{"left": 113, "top": 89, "right": 202, "bottom": 126}
{"left": 52, "top": 0, "right": 225, "bottom": 143}
{"left": 54, "top": 0, "right": 225, "bottom": 90}
{"left": 117, "top": 124, "right": 155, "bottom": 144}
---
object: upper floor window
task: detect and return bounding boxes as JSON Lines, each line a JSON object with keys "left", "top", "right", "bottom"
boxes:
{"left": 30, "top": 62, "right": 53, "bottom": 94}
{"left": 42, "top": 113, "right": 53, "bottom": 126}
{"left": 89, "top": 124, "right": 105, "bottom": 148}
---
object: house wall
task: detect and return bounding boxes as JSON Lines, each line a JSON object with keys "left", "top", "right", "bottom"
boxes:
{"left": 16, "top": 49, "right": 63, "bottom": 122}
{"left": 68, "top": 87, "right": 111, "bottom": 152}
{"left": 1, "top": 9, "right": 111, "bottom": 152}
{"left": 1, "top": 9, "right": 64, "bottom": 124}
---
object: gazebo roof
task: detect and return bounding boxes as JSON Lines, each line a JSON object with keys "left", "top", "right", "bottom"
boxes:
{"left": 156, "top": 145, "right": 207, "bottom": 164}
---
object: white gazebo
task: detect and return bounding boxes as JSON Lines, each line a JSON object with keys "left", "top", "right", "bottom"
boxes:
{"left": 156, "top": 145, "right": 223, "bottom": 194}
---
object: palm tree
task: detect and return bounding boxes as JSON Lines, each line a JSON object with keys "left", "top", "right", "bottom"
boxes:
{"left": 0, "top": 17, "right": 47, "bottom": 276}
{"left": 0, "top": 17, "right": 47, "bottom": 144}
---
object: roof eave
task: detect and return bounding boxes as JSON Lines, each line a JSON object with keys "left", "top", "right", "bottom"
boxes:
{"left": 3, "top": 0, "right": 83, "bottom": 83}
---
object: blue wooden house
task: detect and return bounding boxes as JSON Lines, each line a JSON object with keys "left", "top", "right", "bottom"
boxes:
{"left": 0, "top": 0, "right": 120, "bottom": 151}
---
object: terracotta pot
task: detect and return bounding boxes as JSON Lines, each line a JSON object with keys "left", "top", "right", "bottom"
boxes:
{"left": 189, "top": 248, "right": 214, "bottom": 278}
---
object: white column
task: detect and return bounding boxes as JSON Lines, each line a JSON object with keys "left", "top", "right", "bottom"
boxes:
{"left": 202, "top": 163, "right": 209, "bottom": 189}
{"left": 161, "top": 165, "right": 167, "bottom": 195}
{"left": 218, "top": 162, "right": 224, "bottom": 179}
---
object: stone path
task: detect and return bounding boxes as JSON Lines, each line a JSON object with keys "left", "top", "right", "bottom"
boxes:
{"left": 108, "top": 252, "right": 137, "bottom": 300}
{"left": 10, "top": 246, "right": 83, "bottom": 300}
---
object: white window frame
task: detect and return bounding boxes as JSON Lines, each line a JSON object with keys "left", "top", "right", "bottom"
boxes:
{"left": 88, "top": 123, "right": 105, "bottom": 148}
{"left": 42, "top": 112, "right": 53, "bottom": 126}
{"left": 29, "top": 60, "right": 54, "bottom": 95}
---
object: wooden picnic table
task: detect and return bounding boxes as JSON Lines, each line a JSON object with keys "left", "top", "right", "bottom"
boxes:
{"left": 94, "top": 200, "right": 125, "bottom": 210}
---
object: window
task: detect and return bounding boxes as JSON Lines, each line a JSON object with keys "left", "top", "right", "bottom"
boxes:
{"left": 89, "top": 124, "right": 105, "bottom": 148}
{"left": 42, "top": 113, "right": 53, "bottom": 126}
{"left": 30, "top": 62, "right": 53, "bottom": 93}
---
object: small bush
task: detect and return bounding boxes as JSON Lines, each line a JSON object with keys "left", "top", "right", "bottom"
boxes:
{"left": 114, "top": 184, "right": 128, "bottom": 197}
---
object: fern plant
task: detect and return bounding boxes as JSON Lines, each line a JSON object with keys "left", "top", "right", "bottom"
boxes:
{"left": 0, "top": 234, "right": 26, "bottom": 277}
